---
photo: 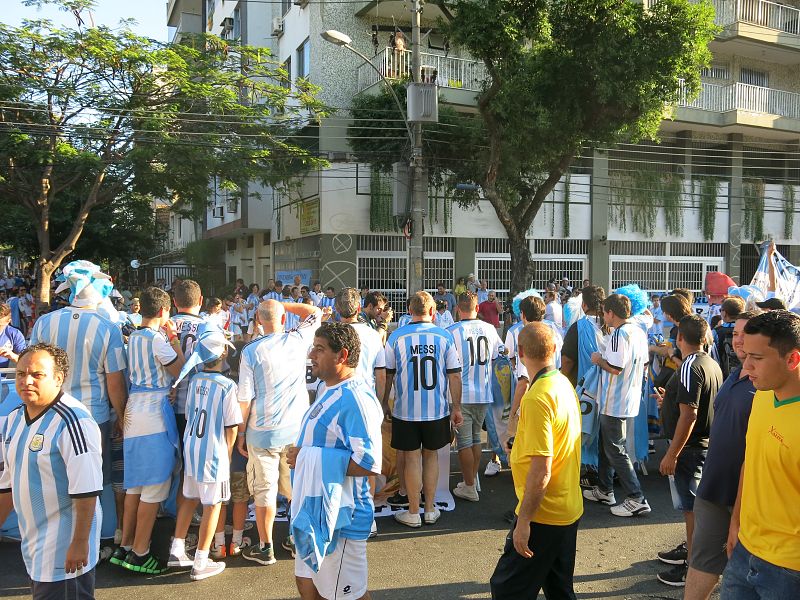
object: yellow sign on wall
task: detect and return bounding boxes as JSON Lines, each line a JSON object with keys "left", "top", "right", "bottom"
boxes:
{"left": 300, "top": 198, "right": 320, "bottom": 234}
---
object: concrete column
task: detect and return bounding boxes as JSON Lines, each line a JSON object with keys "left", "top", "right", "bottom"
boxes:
{"left": 677, "top": 130, "right": 693, "bottom": 181}
{"left": 454, "top": 238, "right": 475, "bottom": 282}
{"left": 727, "top": 134, "right": 744, "bottom": 284}
{"left": 591, "top": 149, "right": 611, "bottom": 291}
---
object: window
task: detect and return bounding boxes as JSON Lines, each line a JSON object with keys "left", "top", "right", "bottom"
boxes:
{"left": 281, "top": 57, "right": 292, "bottom": 89}
{"left": 227, "top": 238, "right": 237, "bottom": 252}
{"left": 263, "top": 231, "right": 271, "bottom": 246}
{"left": 247, "top": 235, "right": 254, "bottom": 248}
{"left": 740, "top": 68, "right": 769, "bottom": 88}
{"left": 232, "top": 7, "right": 240, "bottom": 40}
{"left": 297, "top": 38, "right": 310, "bottom": 81}
{"left": 282, "top": 0, "right": 292, "bottom": 15}
{"left": 701, "top": 64, "right": 729, "bottom": 80}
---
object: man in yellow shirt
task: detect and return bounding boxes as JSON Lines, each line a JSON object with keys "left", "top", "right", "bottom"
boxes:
{"left": 722, "top": 310, "right": 800, "bottom": 598}
{"left": 490, "top": 322, "right": 583, "bottom": 600}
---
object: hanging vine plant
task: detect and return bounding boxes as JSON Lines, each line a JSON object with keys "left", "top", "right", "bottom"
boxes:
{"left": 661, "top": 172, "right": 683, "bottom": 237}
{"left": 550, "top": 189, "right": 556, "bottom": 237}
{"left": 427, "top": 183, "right": 453, "bottom": 234}
{"left": 742, "top": 179, "right": 765, "bottom": 242}
{"left": 610, "top": 170, "right": 683, "bottom": 236}
{"left": 610, "top": 172, "right": 630, "bottom": 231}
{"left": 697, "top": 176, "right": 719, "bottom": 241}
{"left": 783, "top": 183, "right": 795, "bottom": 239}
{"left": 563, "top": 173, "right": 571, "bottom": 238}
{"left": 369, "top": 167, "right": 397, "bottom": 232}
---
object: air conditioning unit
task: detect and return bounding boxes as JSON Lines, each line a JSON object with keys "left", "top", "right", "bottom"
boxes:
{"left": 272, "top": 16, "right": 284, "bottom": 36}
{"left": 212, "top": 205, "right": 224, "bottom": 219}
{"left": 293, "top": 0, "right": 309, "bottom": 7}
{"left": 220, "top": 17, "right": 234, "bottom": 32}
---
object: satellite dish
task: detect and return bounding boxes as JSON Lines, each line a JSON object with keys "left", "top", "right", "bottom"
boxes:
{"left": 130, "top": 259, "right": 141, "bottom": 269}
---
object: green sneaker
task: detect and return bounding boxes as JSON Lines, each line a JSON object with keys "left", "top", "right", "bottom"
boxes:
{"left": 109, "top": 547, "right": 129, "bottom": 567}
{"left": 242, "top": 544, "right": 276, "bottom": 565}
{"left": 122, "top": 550, "right": 169, "bottom": 574}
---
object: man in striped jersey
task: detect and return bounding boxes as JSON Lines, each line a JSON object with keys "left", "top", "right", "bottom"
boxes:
{"left": 237, "top": 299, "right": 321, "bottom": 566}
{"left": 383, "top": 291, "right": 463, "bottom": 528}
{"left": 168, "top": 323, "right": 242, "bottom": 580}
{"left": 584, "top": 293, "right": 651, "bottom": 517}
{"left": 171, "top": 279, "right": 206, "bottom": 443}
{"left": 448, "top": 293, "right": 503, "bottom": 502}
{"left": 318, "top": 286, "right": 338, "bottom": 317}
{"left": 112, "top": 287, "right": 186, "bottom": 574}
{"left": 29, "top": 260, "right": 127, "bottom": 538}
{"left": 0, "top": 344, "right": 103, "bottom": 599}
{"left": 336, "top": 288, "right": 386, "bottom": 398}
{"left": 288, "top": 322, "right": 383, "bottom": 600}
{"left": 263, "top": 280, "right": 283, "bottom": 302}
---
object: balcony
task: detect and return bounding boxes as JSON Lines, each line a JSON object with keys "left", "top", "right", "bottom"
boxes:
{"left": 703, "top": 0, "right": 800, "bottom": 58}
{"left": 676, "top": 80, "right": 800, "bottom": 132}
{"left": 356, "top": 47, "right": 487, "bottom": 104}
{"left": 170, "top": 12, "right": 202, "bottom": 44}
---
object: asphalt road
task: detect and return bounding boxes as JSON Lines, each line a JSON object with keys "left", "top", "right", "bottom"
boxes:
{"left": 0, "top": 440, "right": 719, "bottom": 600}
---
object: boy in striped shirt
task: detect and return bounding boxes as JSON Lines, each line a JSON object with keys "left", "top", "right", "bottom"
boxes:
{"left": 111, "top": 287, "right": 186, "bottom": 574}
{"left": 168, "top": 323, "right": 242, "bottom": 580}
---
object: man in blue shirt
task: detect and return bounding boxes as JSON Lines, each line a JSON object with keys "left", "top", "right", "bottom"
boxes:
{"left": 0, "top": 303, "right": 26, "bottom": 370}
{"left": 433, "top": 283, "right": 457, "bottom": 314}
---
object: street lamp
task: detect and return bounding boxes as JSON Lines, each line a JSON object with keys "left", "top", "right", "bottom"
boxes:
{"left": 321, "top": 28, "right": 425, "bottom": 298}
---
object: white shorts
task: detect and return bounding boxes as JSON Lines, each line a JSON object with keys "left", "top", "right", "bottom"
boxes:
{"left": 295, "top": 537, "right": 368, "bottom": 600}
{"left": 183, "top": 476, "right": 230, "bottom": 506}
{"left": 126, "top": 479, "right": 171, "bottom": 503}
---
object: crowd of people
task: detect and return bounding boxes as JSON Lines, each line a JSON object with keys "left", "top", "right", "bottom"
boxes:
{"left": 0, "top": 256, "right": 798, "bottom": 600}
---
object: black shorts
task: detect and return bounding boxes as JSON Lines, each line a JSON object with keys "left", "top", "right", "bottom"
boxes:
{"left": 31, "top": 568, "right": 95, "bottom": 600}
{"left": 391, "top": 415, "right": 451, "bottom": 451}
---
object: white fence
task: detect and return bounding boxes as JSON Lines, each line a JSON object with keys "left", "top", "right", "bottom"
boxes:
{"left": 679, "top": 80, "right": 800, "bottom": 119}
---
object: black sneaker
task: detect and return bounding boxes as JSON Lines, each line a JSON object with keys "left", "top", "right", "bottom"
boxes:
{"left": 503, "top": 509, "right": 516, "bottom": 524}
{"left": 657, "top": 541, "right": 688, "bottom": 565}
{"left": 121, "top": 550, "right": 169, "bottom": 575}
{"left": 387, "top": 492, "right": 409, "bottom": 508}
{"left": 109, "top": 547, "right": 129, "bottom": 567}
{"left": 657, "top": 562, "right": 687, "bottom": 587}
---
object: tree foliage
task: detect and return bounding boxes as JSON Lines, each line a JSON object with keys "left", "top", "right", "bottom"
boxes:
{"left": 348, "top": 0, "right": 716, "bottom": 293}
{"left": 0, "top": 0, "right": 327, "bottom": 304}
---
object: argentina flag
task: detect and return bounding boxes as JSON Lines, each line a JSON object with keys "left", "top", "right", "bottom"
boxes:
{"left": 750, "top": 242, "right": 800, "bottom": 310}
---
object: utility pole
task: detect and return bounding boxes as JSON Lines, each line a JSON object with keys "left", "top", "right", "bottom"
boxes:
{"left": 407, "top": 0, "right": 425, "bottom": 296}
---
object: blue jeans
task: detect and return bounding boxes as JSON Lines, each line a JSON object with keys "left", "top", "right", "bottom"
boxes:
{"left": 721, "top": 542, "right": 800, "bottom": 599}
{"left": 597, "top": 415, "right": 643, "bottom": 499}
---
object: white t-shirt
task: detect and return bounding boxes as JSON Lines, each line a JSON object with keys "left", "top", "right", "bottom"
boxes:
{"left": 599, "top": 322, "right": 649, "bottom": 418}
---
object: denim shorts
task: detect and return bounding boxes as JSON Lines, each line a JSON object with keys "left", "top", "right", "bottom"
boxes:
{"left": 455, "top": 404, "right": 488, "bottom": 451}
{"left": 721, "top": 542, "right": 800, "bottom": 599}
{"left": 670, "top": 445, "right": 706, "bottom": 512}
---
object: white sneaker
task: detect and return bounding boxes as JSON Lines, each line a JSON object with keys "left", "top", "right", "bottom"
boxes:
{"left": 190, "top": 559, "right": 225, "bottom": 581}
{"left": 394, "top": 510, "right": 422, "bottom": 528}
{"left": 423, "top": 507, "right": 441, "bottom": 525}
{"left": 484, "top": 461, "right": 501, "bottom": 477}
{"left": 610, "top": 497, "right": 651, "bottom": 517}
{"left": 168, "top": 550, "right": 195, "bottom": 568}
{"left": 582, "top": 487, "right": 616, "bottom": 505}
{"left": 453, "top": 484, "right": 479, "bottom": 502}
{"left": 369, "top": 520, "right": 378, "bottom": 539}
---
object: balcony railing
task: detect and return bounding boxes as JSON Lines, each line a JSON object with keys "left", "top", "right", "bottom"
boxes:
{"left": 356, "top": 47, "right": 487, "bottom": 94}
{"left": 698, "top": 0, "right": 800, "bottom": 35}
{"left": 678, "top": 80, "right": 800, "bottom": 119}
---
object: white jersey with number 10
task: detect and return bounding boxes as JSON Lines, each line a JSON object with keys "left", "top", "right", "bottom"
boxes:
{"left": 384, "top": 322, "right": 461, "bottom": 422}
{"left": 447, "top": 319, "right": 503, "bottom": 405}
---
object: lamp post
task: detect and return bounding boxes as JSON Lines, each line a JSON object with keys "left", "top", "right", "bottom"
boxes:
{"left": 321, "top": 25, "right": 426, "bottom": 298}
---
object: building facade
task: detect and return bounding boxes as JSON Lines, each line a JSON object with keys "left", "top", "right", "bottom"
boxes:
{"left": 167, "top": 0, "right": 800, "bottom": 312}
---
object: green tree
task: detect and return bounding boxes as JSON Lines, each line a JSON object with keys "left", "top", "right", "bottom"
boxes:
{"left": 0, "top": 0, "right": 326, "bottom": 306}
{"left": 349, "top": 0, "right": 716, "bottom": 294}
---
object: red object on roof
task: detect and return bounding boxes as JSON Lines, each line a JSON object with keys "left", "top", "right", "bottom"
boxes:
{"left": 705, "top": 271, "right": 736, "bottom": 296}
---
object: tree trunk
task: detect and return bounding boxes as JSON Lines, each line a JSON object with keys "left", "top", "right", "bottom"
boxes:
{"left": 508, "top": 235, "right": 535, "bottom": 298}
{"left": 36, "top": 258, "right": 56, "bottom": 313}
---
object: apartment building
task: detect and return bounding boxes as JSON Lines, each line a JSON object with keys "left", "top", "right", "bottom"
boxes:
{"left": 167, "top": 0, "right": 800, "bottom": 312}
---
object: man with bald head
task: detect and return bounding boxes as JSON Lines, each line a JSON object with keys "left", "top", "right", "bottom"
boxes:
{"left": 237, "top": 299, "right": 321, "bottom": 566}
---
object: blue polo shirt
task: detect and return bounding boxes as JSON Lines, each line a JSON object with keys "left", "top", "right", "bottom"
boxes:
{"left": 696, "top": 367, "right": 755, "bottom": 507}
{"left": 0, "top": 325, "right": 26, "bottom": 371}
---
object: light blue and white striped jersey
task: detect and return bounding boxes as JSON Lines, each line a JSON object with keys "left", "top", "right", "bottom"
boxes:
{"left": 504, "top": 321, "right": 524, "bottom": 361}
{"left": 30, "top": 307, "right": 127, "bottom": 424}
{"left": 397, "top": 314, "right": 413, "bottom": 329}
{"left": 599, "top": 321, "right": 649, "bottom": 418}
{"left": 447, "top": 319, "right": 503, "bottom": 405}
{"left": 263, "top": 291, "right": 282, "bottom": 302}
{"left": 384, "top": 322, "right": 462, "bottom": 421}
{"left": 171, "top": 313, "right": 206, "bottom": 415}
{"left": 318, "top": 295, "right": 337, "bottom": 312}
{"left": 282, "top": 298, "right": 300, "bottom": 331}
{"left": 238, "top": 313, "right": 320, "bottom": 448}
{"left": 0, "top": 393, "right": 102, "bottom": 582}
{"left": 295, "top": 377, "right": 383, "bottom": 540}
{"left": 349, "top": 322, "right": 386, "bottom": 392}
{"left": 127, "top": 328, "right": 178, "bottom": 391}
{"left": 183, "top": 372, "right": 242, "bottom": 484}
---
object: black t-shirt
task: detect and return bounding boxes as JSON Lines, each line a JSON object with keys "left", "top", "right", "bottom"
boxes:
{"left": 562, "top": 322, "right": 579, "bottom": 386}
{"left": 660, "top": 351, "right": 722, "bottom": 449}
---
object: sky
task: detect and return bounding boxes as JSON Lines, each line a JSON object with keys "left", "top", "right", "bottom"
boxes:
{"left": 4, "top": 0, "right": 169, "bottom": 41}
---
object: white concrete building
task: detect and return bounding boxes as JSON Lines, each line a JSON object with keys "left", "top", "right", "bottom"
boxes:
{"left": 166, "top": 0, "right": 800, "bottom": 311}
